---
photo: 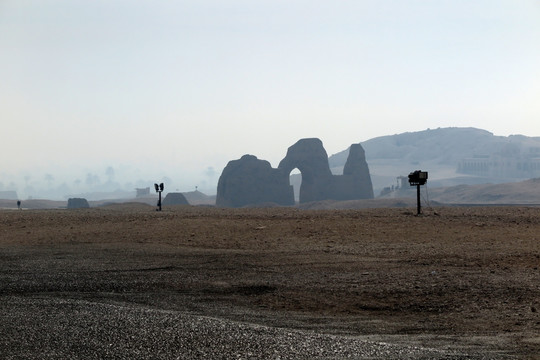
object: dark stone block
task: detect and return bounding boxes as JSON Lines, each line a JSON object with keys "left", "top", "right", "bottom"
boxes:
{"left": 162, "top": 192, "right": 189, "bottom": 206}
{"left": 67, "top": 198, "right": 90, "bottom": 209}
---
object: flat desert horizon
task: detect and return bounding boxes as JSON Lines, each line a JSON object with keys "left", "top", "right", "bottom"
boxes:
{"left": 1, "top": 204, "right": 539, "bottom": 358}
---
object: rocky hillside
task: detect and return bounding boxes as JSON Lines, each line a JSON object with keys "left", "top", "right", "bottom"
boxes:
{"left": 328, "top": 127, "right": 540, "bottom": 195}
{"left": 425, "top": 177, "right": 540, "bottom": 204}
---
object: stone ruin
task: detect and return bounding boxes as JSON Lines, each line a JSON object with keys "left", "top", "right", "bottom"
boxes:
{"left": 162, "top": 192, "right": 190, "bottom": 206}
{"left": 67, "top": 198, "right": 90, "bottom": 209}
{"left": 216, "top": 155, "right": 294, "bottom": 207}
{"left": 216, "top": 138, "right": 373, "bottom": 207}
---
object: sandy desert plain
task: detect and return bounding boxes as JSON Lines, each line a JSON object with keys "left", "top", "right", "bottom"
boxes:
{"left": 0, "top": 201, "right": 539, "bottom": 359}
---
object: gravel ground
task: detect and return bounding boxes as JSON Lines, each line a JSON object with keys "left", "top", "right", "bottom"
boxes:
{"left": 1, "top": 206, "right": 538, "bottom": 358}
{"left": 0, "top": 296, "right": 497, "bottom": 359}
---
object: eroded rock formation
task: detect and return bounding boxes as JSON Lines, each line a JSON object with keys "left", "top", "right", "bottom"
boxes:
{"left": 278, "top": 138, "right": 334, "bottom": 203}
{"left": 216, "top": 139, "right": 373, "bottom": 207}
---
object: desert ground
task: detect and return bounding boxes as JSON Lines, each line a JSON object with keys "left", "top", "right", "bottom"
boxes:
{"left": 0, "top": 204, "right": 539, "bottom": 359}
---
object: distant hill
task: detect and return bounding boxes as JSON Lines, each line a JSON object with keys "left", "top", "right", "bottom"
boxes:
{"left": 375, "top": 177, "right": 540, "bottom": 205}
{"left": 328, "top": 127, "right": 540, "bottom": 196}
{"left": 426, "top": 178, "right": 540, "bottom": 204}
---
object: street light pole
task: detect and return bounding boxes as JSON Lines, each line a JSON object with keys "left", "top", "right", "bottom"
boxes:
{"left": 154, "top": 183, "right": 164, "bottom": 211}
{"left": 408, "top": 170, "right": 428, "bottom": 216}
{"left": 416, "top": 183, "right": 421, "bottom": 216}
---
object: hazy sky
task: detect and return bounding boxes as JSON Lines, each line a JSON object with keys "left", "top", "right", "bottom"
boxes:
{"left": 1, "top": 1, "right": 539, "bottom": 197}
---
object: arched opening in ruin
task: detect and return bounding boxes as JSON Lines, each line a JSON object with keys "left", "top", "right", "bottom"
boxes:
{"left": 288, "top": 168, "right": 302, "bottom": 202}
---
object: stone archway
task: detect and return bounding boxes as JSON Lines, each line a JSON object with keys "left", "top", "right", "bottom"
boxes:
{"left": 278, "top": 138, "right": 334, "bottom": 203}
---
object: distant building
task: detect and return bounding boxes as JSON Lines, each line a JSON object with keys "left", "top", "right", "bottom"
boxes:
{"left": 458, "top": 155, "right": 540, "bottom": 179}
{"left": 135, "top": 187, "right": 150, "bottom": 197}
{"left": 397, "top": 176, "right": 408, "bottom": 189}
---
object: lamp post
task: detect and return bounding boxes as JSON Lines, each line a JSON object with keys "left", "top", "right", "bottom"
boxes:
{"left": 408, "top": 170, "right": 428, "bottom": 215}
{"left": 154, "top": 182, "right": 164, "bottom": 211}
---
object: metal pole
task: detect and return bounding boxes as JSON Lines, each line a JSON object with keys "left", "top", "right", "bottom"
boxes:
{"left": 416, "top": 184, "right": 421, "bottom": 215}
